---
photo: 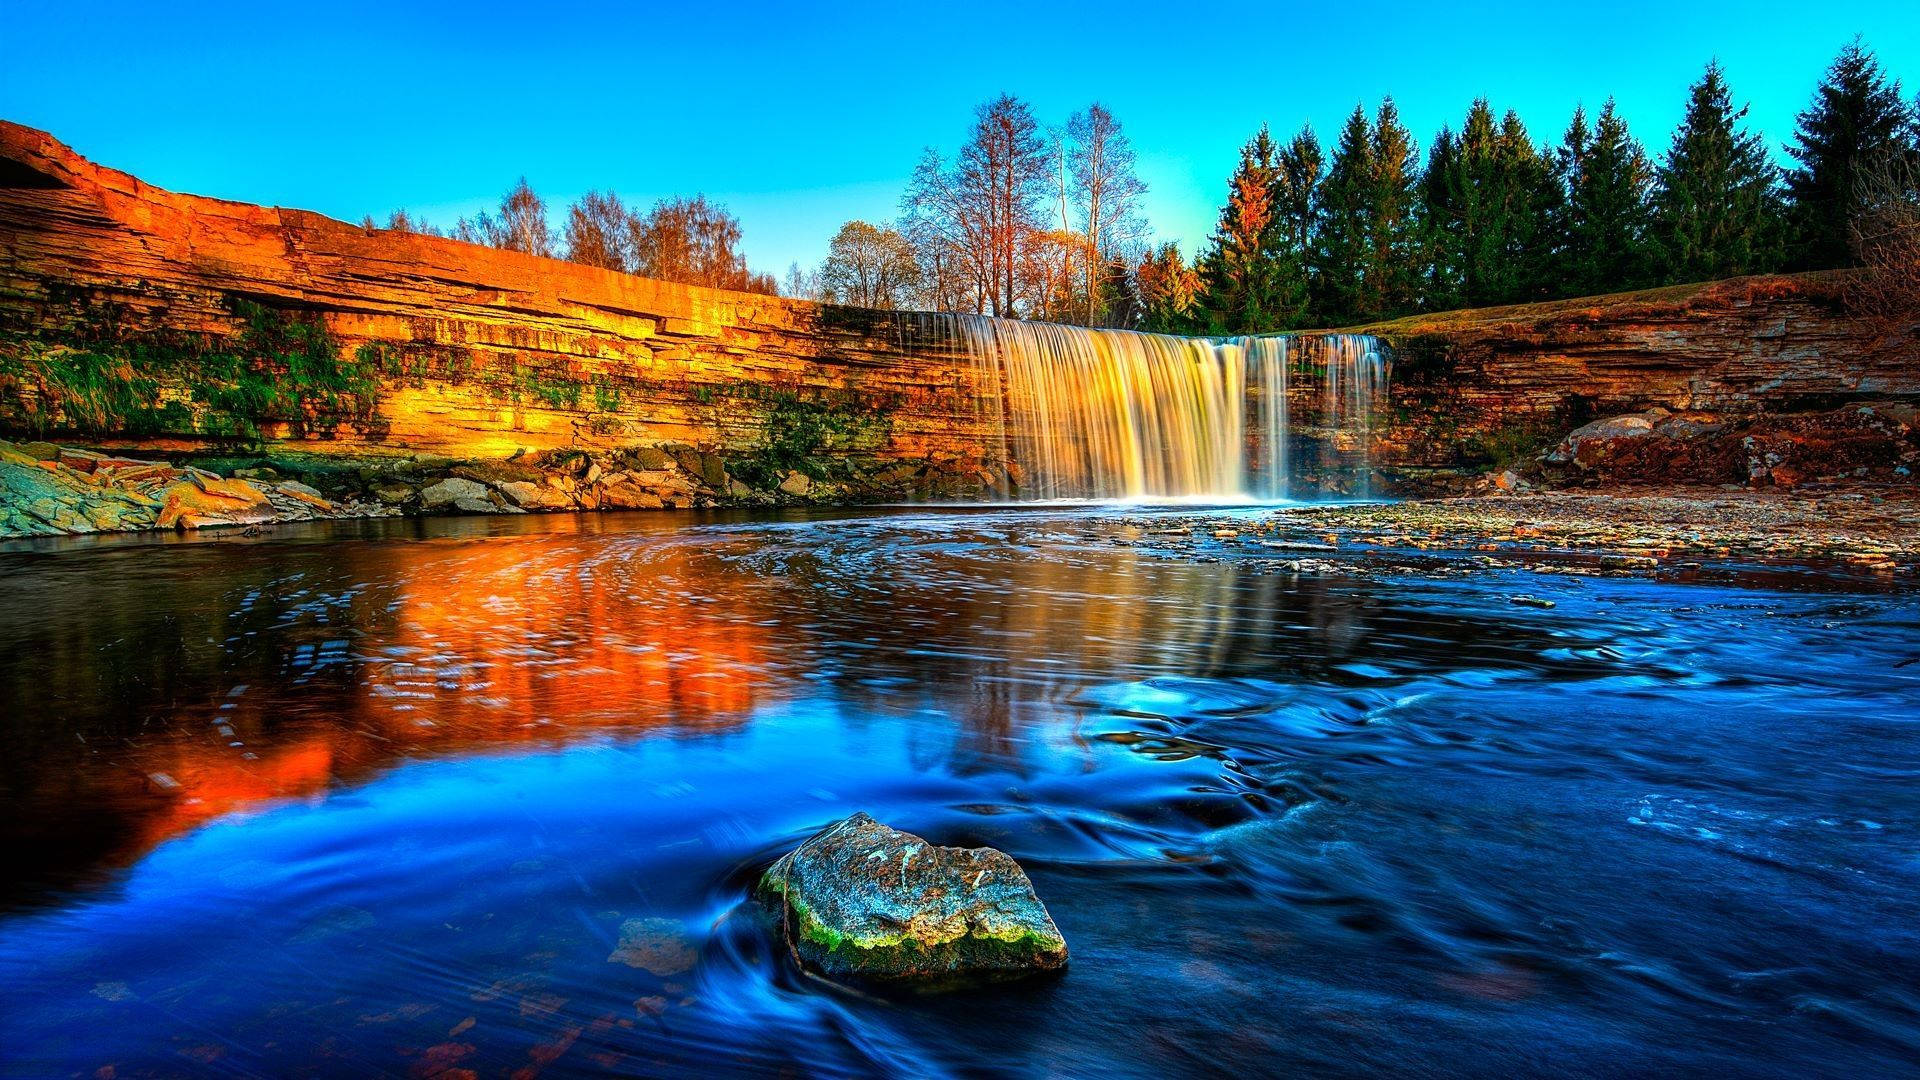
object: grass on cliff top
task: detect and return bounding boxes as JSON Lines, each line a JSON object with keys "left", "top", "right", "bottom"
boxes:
{"left": 1340, "top": 270, "right": 1850, "bottom": 339}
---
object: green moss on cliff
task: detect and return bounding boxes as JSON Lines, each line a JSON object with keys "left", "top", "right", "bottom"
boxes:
{"left": 590, "top": 375, "right": 624, "bottom": 412}
{"left": 0, "top": 297, "right": 379, "bottom": 442}
{"left": 720, "top": 381, "right": 898, "bottom": 489}
{"left": 511, "top": 365, "right": 584, "bottom": 410}
{"left": 1467, "top": 418, "right": 1561, "bottom": 469}
{"left": 0, "top": 344, "right": 190, "bottom": 436}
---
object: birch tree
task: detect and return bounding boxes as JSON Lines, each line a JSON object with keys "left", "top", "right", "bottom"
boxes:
{"left": 1067, "top": 103, "right": 1148, "bottom": 325}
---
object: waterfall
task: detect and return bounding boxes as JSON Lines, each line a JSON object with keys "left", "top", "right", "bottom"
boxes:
{"left": 1318, "top": 334, "right": 1390, "bottom": 499}
{"left": 1228, "top": 335, "right": 1291, "bottom": 501}
{"left": 953, "top": 314, "right": 1386, "bottom": 502}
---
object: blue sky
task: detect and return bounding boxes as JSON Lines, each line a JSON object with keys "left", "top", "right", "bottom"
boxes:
{"left": 4, "top": 1, "right": 1916, "bottom": 277}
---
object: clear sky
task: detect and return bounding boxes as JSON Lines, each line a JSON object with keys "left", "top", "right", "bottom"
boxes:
{"left": 4, "top": 1, "right": 1916, "bottom": 278}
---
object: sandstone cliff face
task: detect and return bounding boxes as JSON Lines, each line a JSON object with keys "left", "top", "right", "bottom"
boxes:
{"left": 0, "top": 121, "right": 993, "bottom": 476}
{"left": 1348, "top": 277, "right": 1918, "bottom": 490}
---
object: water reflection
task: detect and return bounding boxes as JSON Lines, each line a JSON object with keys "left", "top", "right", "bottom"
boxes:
{"left": 1, "top": 509, "right": 1917, "bottom": 1078}
{"left": 1, "top": 509, "right": 1575, "bottom": 901}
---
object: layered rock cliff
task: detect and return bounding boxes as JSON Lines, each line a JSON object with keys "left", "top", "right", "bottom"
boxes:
{"left": 0, "top": 120, "right": 995, "bottom": 494}
{"left": 1351, "top": 276, "right": 1918, "bottom": 491}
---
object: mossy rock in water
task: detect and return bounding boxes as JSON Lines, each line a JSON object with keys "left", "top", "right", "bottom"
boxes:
{"left": 758, "top": 813, "right": 1067, "bottom": 989}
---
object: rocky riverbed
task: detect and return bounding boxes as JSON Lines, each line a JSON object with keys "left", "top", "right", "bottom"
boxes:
{"left": 1111, "top": 487, "right": 1920, "bottom": 584}
{"left": 7, "top": 433, "right": 1919, "bottom": 585}
{"left": 0, "top": 438, "right": 994, "bottom": 539}
{"left": 0, "top": 440, "right": 377, "bottom": 537}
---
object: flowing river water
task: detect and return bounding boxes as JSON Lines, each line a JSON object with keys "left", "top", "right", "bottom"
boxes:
{"left": 1, "top": 507, "right": 1917, "bottom": 1078}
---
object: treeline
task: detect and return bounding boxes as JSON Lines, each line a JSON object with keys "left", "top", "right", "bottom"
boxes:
{"left": 1157, "top": 41, "right": 1920, "bottom": 331}
{"left": 367, "top": 183, "right": 779, "bottom": 295}
{"left": 372, "top": 39, "right": 1916, "bottom": 326}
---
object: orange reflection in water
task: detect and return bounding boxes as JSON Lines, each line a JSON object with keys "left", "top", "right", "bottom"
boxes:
{"left": 345, "top": 522, "right": 778, "bottom": 739}
{"left": 18, "top": 515, "right": 790, "bottom": 894}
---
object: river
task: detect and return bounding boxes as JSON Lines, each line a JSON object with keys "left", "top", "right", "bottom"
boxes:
{"left": 1, "top": 508, "right": 1916, "bottom": 1078}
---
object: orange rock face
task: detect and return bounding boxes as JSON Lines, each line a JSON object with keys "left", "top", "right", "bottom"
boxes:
{"left": 0, "top": 121, "right": 995, "bottom": 469}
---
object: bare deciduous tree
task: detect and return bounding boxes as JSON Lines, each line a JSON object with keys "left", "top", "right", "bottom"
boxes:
{"left": 1021, "top": 227, "right": 1092, "bottom": 322}
{"left": 908, "top": 231, "right": 979, "bottom": 314}
{"left": 783, "top": 261, "right": 822, "bottom": 301}
{"left": 902, "top": 150, "right": 989, "bottom": 313}
{"left": 454, "top": 178, "right": 553, "bottom": 257}
{"left": 630, "top": 195, "right": 776, "bottom": 295}
{"left": 1847, "top": 149, "right": 1920, "bottom": 333}
{"left": 819, "top": 221, "right": 920, "bottom": 308}
{"left": 564, "top": 190, "right": 634, "bottom": 272}
{"left": 1045, "top": 127, "right": 1083, "bottom": 320}
{"left": 388, "top": 209, "right": 443, "bottom": 236}
{"left": 904, "top": 95, "right": 1050, "bottom": 317}
{"left": 363, "top": 209, "right": 443, "bottom": 236}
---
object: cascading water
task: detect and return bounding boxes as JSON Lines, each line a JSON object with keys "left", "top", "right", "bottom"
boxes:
{"left": 1224, "top": 335, "right": 1292, "bottom": 501}
{"left": 954, "top": 314, "right": 1386, "bottom": 502}
{"left": 957, "top": 316, "right": 1247, "bottom": 501}
{"left": 1317, "top": 334, "right": 1391, "bottom": 499}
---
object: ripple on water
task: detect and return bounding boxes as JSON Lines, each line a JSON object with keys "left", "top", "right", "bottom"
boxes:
{"left": 2, "top": 509, "right": 1918, "bottom": 1077}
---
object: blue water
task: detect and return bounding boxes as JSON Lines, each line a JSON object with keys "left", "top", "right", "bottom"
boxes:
{"left": 0, "top": 507, "right": 1916, "bottom": 1078}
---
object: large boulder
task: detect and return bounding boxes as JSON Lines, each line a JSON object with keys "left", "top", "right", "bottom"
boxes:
{"left": 495, "top": 478, "right": 572, "bottom": 510}
{"left": 597, "top": 478, "right": 665, "bottom": 509}
{"left": 1540, "top": 403, "right": 1919, "bottom": 486}
{"left": 758, "top": 813, "right": 1067, "bottom": 988}
{"left": 1543, "top": 409, "right": 1668, "bottom": 468}
{"left": 155, "top": 474, "right": 274, "bottom": 529}
{"left": 419, "top": 476, "right": 490, "bottom": 510}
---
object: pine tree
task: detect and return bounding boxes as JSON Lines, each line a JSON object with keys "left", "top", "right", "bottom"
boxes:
{"left": 1552, "top": 105, "right": 1593, "bottom": 292}
{"left": 1365, "top": 98, "right": 1421, "bottom": 316}
{"left": 1785, "top": 39, "right": 1918, "bottom": 269}
{"left": 1424, "top": 100, "right": 1510, "bottom": 307}
{"left": 1312, "top": 105, "right": 1376, "bottom": 324}
{"left": 1560, "top": 99, "right": 1655, "bottom": 295}
{"left": 1269, "top": 125, "right": 1323, "bottom": 328}
{"left": 1195, "top": 126, "right": 1285, "bottom": 332}
{"left": 1418, "top": 100, "right": 1559, "bottom": 308}
{"left": 1419, "top": 125, "right": 1467, "bottom": 311}
{"left": 1458, "top": 100, "right": 1504, "bottom": 304}
{"left": 1652, "top": 61, "right": 1784, "bottom": 281}
{"left": 1492, "top": 109, "right": 1563, "bottom": 303}
{"left": 1136, "top": 242, "right": 1201, "bottom": 332}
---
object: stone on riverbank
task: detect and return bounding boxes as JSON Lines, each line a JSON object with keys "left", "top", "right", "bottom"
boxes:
{"left": 155, "top": 475, "right": 275, "bottom": 529}
{"left": 1540, "top": 403, "right": 1917, "bottom": 489}
{"left": 0, "top": 439, "right": 397, "bottom": 539}
{"left": 418, "top": 477, "right": 490, "bottom": 510}
{"left": 0, "top": 432, "right": 1003, "bottom": 540}
{"left": 758, "top": 813, "right": 1067, "bottom": 988}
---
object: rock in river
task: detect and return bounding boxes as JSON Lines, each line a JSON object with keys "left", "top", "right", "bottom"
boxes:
{"left": 758, "top": 813, "right": 1067, "bottom": 988}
